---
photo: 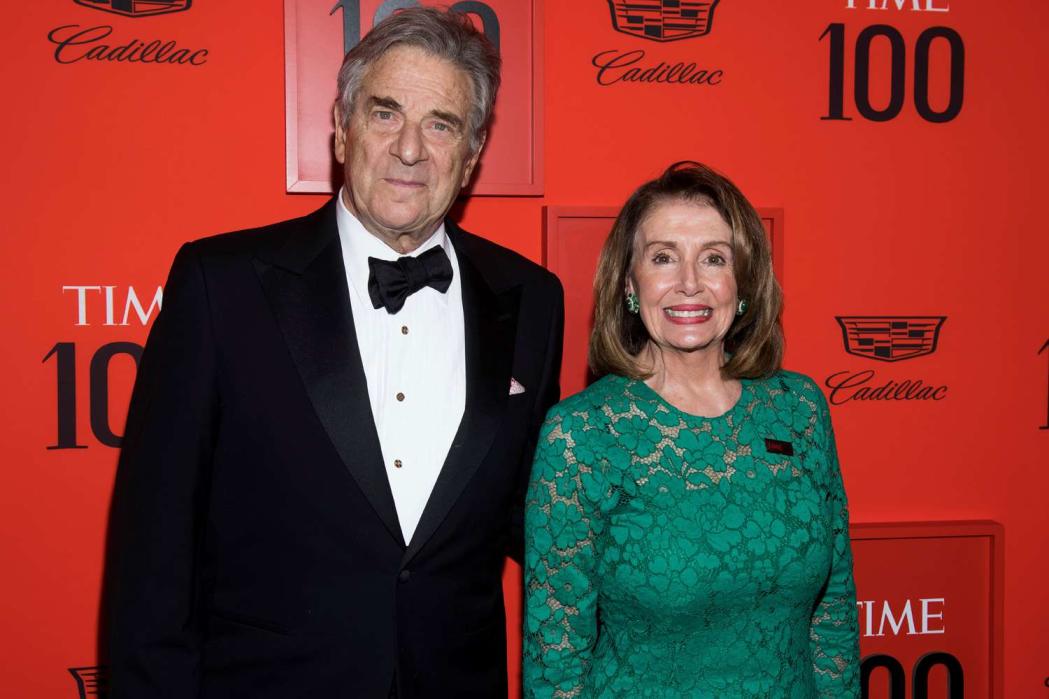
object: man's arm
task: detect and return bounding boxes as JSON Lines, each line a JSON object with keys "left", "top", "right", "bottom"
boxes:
{"left": 104, "top": 242, "right": 219, "bottom": 697}
{"left": 508, "top": 274, "right": 564, "bottom": 564}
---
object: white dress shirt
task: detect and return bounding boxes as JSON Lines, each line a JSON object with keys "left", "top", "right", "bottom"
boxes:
{"left": 335, "top": 192, "right": 466, "bottom": 544}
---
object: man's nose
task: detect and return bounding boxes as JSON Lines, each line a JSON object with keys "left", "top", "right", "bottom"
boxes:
{"left": 390, "top": 122, "right": 427, "bottom": 166}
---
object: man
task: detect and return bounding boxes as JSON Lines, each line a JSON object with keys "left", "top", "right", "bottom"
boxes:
{"left": 105, "top": 8, "right": 563, "bottom": 698}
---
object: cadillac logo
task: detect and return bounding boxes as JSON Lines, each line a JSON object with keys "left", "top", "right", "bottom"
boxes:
{"left": 68, "top": 666, "right": 108, "bottom": 698}
{"left": 607, "top": 0, "right": 721, "bottom": 42}
{"left": 74, "top": 0, "right": 192, "bottom": 18}
{"left": 836, "top": 316, "right": 946, "bottom": 362}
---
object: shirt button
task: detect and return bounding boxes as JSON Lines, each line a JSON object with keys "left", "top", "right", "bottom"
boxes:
{"left": 398, "top": 569, "right": 411, "bottom": 583}
{"left": 400, "top": 325, "right": 409, "bottom": 335}
{"left": 396, "top": 392, "right": 405, "bottom": 402}
{"left": 394, "top": 459, "right": 403, "bottom": 469}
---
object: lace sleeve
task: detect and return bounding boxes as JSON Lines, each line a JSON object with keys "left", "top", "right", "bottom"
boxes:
{"left": 522, "top": 410, "right": 603, "bottom": 699}
{"left": 810, "top": 396, "right": 861, "bottom": 697}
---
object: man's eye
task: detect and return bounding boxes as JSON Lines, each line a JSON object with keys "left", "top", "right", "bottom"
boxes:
{"left": 429, "top": 121, "right": 459, "bottom": 136}
{"left": 375, "top": 110, "right": 394, "bottom": 120}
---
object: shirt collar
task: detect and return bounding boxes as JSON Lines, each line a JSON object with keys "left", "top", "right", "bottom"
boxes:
{"left": 335, "top": 188, "right": 451, "bottom": 304}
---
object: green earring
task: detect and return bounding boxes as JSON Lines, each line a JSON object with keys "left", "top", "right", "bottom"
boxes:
{"left": 736, "top": 298, "right": 748, "bottom": 316}
{"left": 626, "top": 292, "right": 640, "bottom": 314}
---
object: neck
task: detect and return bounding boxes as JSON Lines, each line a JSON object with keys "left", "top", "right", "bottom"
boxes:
{"left": 640, "top": 343, "right": 741, "bottom": 417}
{"left": 373, "top": 227, "right": 438, "bottom": 254}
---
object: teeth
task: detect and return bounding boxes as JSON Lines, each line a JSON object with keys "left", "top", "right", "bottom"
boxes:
{"left": 665, "top": 309, "right": 711, "bottom": 318}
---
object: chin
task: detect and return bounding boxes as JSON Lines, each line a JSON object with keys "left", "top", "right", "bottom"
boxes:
{"left": 671, "top": 344, "right": 713, "bottom": 354}
{"left": 373, "top": 209, "right": 425, "bottom": 230}
{"left": 665, "top": 334, "right": 720, "bottom": 353}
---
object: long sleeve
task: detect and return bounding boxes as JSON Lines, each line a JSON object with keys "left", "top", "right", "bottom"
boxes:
{"left": 104, "top": 242, "right": 218, "bottom": 697}
{"left": 508, "top": 275, "right": 564, "bottom": 564}
{"left": 522, "top": 409, "right": 603, "bottom": 699}
{"left": 809, "top": 393, "right": 861, "bottom": 697}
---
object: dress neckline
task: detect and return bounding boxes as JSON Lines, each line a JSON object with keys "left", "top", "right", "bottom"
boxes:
{"left": 625, "top": 375, "right": 754, "bottom": 423}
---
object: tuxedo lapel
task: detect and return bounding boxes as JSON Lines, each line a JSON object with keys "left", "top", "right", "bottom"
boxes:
{"left": 403, "top": 232, "right": 520, "bottom": 565}
{"left": 253, "top": 202, "right": 405, "bottom": 548}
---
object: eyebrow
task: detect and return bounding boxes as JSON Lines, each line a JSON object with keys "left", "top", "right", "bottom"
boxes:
{"left": 366, "top": 96, "right": 465, "bottom": 130}
{"left": 429, "top": 109, "right": 465, "bottom": 130}
{"left": 367, "top": 95, "right": 403, "bottom": 112}
{"left": 643, "top": 240, "right": 678, "bottom": 250}
{"left": 643, "top": 239, "right": 733, "bottom": 250}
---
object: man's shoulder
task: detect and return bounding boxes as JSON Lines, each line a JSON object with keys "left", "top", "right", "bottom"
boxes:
{"left": 450, "top": 223, "right": 561, "bottom": 295}
{"left": 183, "top": 203, "right": 332, "bottom": 264}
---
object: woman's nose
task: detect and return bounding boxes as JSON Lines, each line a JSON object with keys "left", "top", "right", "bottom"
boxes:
{"left": 677, "top": 262, "right": 702, "bottom": 294}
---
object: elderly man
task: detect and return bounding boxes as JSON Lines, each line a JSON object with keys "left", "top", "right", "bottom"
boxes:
{"left": 105, "top": 8, "right": 563, "bottom": 698}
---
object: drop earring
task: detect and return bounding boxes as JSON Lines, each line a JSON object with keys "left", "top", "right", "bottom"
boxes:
{"left": 736, "top": 298, "right": 748, "bottom": 316}
{"left": 626, "top": 292, "right": 640, "bottom": 314}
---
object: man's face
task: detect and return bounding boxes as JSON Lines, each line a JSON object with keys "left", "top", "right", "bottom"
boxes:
{"left": 334, "top": 45, "right": 483, "bottom": 252}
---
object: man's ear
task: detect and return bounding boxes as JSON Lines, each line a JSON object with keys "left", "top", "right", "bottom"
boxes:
{"left": 459, "top": 130, "right": 487, "bottom": 188}
{"left": 333, "top": 103, "right": 347, "bottom": 165}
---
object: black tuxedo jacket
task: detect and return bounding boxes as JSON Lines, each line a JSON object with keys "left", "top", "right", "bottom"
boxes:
{"left": 104, "top": 201, "right": 564, "bottom": 698}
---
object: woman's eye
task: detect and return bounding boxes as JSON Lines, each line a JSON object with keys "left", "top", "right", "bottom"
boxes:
{"left": 653, "top": 253, "right": 672, "bottom": 264}
{"left": 707, "top": 254, "right": 726, "bottom": 265}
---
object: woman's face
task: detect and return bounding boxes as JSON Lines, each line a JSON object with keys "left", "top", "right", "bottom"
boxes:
{"left": 627, "top": 198, "right": 738, "bottom": 359}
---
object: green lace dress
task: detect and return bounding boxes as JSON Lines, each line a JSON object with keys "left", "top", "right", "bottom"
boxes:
{"left": 522, "top": 371, "right": 859, "bottom": 698}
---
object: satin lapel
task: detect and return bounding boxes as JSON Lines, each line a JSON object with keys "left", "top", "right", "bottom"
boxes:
{"left": 402, "top": 245, "right": 520, "bottom": 565}
{"left": 253, "top": 204, "right": 405, "bottom": 548}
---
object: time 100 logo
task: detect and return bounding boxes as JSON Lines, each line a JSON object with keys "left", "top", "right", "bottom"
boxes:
{"left": 819, "top": 23, "right": 964, "bottom": 123}
{"left": 861, "top": 652, "right": 963, "bottom": 698}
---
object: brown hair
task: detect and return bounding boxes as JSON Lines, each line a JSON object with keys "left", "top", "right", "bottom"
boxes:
{"left": 589, "top": 161, "right": 784, "bottom": 380}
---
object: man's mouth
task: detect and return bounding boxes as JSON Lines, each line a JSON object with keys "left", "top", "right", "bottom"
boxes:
{"left": 384, "top": 178, "right": 425, "bottom": 188}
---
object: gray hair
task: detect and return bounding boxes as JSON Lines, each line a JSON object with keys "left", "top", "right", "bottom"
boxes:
{"left": 335, "top": 6, "right": 501, "bottom": 154}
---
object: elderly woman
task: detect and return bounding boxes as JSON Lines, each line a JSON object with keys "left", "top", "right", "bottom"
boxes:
{"left": 522, "top": 162, "right": 860, "bottom": 697}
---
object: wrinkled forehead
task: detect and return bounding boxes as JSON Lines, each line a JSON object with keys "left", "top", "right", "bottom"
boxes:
{"left": 632, "top": 196, "right": 731, "bottom": 250}
{"left": 359, "top": 45, "right": 474, "bottom": 114}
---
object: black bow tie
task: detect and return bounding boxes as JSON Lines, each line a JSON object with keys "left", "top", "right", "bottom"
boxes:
{"left": 367, "top": 246, "right": 453, "bottom": 314}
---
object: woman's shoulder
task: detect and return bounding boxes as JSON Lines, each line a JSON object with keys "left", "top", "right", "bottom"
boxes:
{"left": 750, "top": 369, "right": 827, "bottom": 406}
{"left": 747, "top": 370, "right": 835, "bottom": 449}
{"left": 545, "top": 374, "right": 630, "bottom": 419}
{"left": 748, "top": 369, "right": 833, "bottom": 433}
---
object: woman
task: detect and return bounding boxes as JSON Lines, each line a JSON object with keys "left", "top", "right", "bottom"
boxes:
{"left": 523, "top": 162, "right": 859, "bottom": 697}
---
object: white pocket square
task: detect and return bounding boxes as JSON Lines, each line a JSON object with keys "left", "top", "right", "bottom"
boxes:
{"left": 509, "top": 377, "right": 526, "bottom": 395}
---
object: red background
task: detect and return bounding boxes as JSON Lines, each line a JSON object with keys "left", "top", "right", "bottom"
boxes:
{"left": 1, "top": 1, "right": 1047, "bottom": 697}
{"left": 851, "top": 521, "right": 1004, "bottom": 698}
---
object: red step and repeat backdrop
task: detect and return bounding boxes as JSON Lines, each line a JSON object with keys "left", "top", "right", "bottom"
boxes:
{"left": 2, "top": 1, "right": 1047, "bottom": 697}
